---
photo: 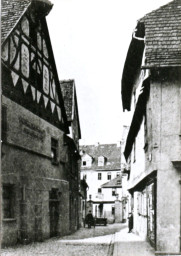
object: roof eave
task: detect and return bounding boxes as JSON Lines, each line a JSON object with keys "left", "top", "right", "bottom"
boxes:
{"left": 121, "top": 29, "right": 145, "bottom": 112}
{"left": 142, "top": 64, "right": 181, "bottom": 69}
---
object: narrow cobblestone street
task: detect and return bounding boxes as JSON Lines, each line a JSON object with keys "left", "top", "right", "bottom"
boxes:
{"left": 1, "top": 224, "right": 125, "bottom": 256}
{"left": 1, "top": 223, "right": 155, "bottom": 256}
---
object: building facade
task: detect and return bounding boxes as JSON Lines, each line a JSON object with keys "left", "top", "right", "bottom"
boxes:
{"left": 121, "top": 0, "right": 181, "bottom": 254}
{"left": 80, "top": 143, "right": 123, "bottom": 223}
{"left": 1, "top": 0, "right": 81, "bottom": 246}
{"left": 60, "top": 80, "right": 82, "bottom": 231}
{"left": 120, "top": 126, "right": 131, "bottom": 223}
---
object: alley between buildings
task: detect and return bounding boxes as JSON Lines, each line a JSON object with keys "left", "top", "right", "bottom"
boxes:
{"left": 1, "top": 0, "right": 181, "bottom": 255}
{"left": 1, "top": 223, "right": 154, "bottom": 256}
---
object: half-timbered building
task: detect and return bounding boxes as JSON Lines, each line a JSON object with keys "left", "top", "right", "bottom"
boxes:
{"left": 1, "top": 0, "right": 78, "bottom": 246}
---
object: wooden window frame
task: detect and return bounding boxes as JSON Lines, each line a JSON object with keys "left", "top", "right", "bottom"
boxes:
{"left": 107, "top": 172, "right": 111, "bottom": 180}
{"left": 98, "top": 173, "right": 102, "bottom": 180}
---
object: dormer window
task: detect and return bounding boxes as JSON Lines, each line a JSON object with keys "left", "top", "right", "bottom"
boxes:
{"left": 81, "top": 153, "right": 92, "bottom": 167}
{"left": 98, "top": 156, "right": 105, "bottom": 166}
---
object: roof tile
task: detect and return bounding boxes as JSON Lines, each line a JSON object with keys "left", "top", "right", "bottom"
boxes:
{"left": 1, "top": 0, "right": 31, "bottom": 44}
{"left": 140, "top": 0, "right": 181, "bottom": 67}
{"left": 80, "top": 144, "right": 121, "bottom": 171}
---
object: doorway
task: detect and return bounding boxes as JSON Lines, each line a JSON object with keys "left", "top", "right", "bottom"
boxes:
{"left": 49, "top": 189, "right": 59, "bottom": 237}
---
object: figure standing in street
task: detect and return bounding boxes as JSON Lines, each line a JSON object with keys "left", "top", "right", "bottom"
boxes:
{"left": 123, "top": 207, "right": 126, "bottom": 223}
{"left": 128, "top": 212, "right": 133, "bottom": 233}
{"left": 85, "top": 210, "right": 95, "bottom": 228}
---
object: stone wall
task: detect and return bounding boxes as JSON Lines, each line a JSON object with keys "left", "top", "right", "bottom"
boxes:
{"left": 2, "top": 96, "right": 70, "bottom": 246}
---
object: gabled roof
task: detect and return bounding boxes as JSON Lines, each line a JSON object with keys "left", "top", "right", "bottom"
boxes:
{"left": 82, "top": 153, "right": 93, "bottom": 159}
{"left": 140, "top": 0, "right": 181, "bottom": 68}
{"left": 1, "top": 0, "right": 31, "bottom": 44}
{"left": 98, "top": 155, "right": 107, "bottom": 159}
{"left": 101, "top": 177, "right": 122, "bottom": 188}
{"left": 121, "top": 0, "right": 181, "bottom": 111}
{"left": 1, "top": 0, "right": 53, "bottom": 45}
{"left": 1, "top": 0, "right": 70, "bottom": 133}
{"left": 80, "top": 143, "right": 121, "bottom": 170}
{"left": 60, "top": 79, "right": 81, "bottom": 138}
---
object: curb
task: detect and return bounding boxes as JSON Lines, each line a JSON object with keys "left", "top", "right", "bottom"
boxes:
{"left": 112, "top": 232, "right": 119, "bottom": 256}
{"left": 107, "top": 234, "right": 115, "bottom": 256}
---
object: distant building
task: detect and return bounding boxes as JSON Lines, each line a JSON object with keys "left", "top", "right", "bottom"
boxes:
{"left": 101, "top": 177, "right": 122, "bottom": 223}
{"left": 80, "top": 143, "right": 122, "bottom": 223}
{"left": 1, "top": 0, "right": 81, "bottom": 246}
{"left": 121, "top": 0, "right": 181, "bottom": 254}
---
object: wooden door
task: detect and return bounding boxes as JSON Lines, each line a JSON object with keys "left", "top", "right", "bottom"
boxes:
{"left": 49, "top": 200, "right": 59, "bottom": 237}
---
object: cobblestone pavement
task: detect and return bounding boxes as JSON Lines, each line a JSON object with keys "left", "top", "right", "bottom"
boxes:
{"left": 1, "top": 224, "right": 154, "bottom": 256}
{"left": 1, "top": 224, "right": 125, "bottom": 256}
{"left": 61, "top": 223, "right": 126, "bottom": 240}
{"left": 113, "top": 228, "right": 155, "bottom": 256}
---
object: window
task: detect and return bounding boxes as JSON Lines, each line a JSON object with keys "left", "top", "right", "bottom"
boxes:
{"left": 51, "top": 138, "right": 58, "bottom": 163}
{"left": 1, "top": 106, "right": 7, "bottom": 142}
{"left": 3, "top": 185, "right": 14, "bottom": 219}
{"left": 112, "top": 188, "right": 116, "bottom": 196}
{"left": 116, "top": 172, "right": 121, "bottom": 177}
{"left": 117, "top": 180, "right": 121, "bottom": 185}
{"left": 82, "top": 161, "right": 86, "bottom": 166}
{"left": 81, "top": 154, "right": 92, "bottom": 167}
{"left": 98, "top": 173, "right": 102, "bottom": 180}
{"left": 137, "top": 190, "right": 147, "bottom": 216}
{"left": 107, "top": 172, "right": 111, "bottom": 180}
{"left": 98, "top": 156, "right": 104, "bottom": 166}
{"left": 89, "top": 195, "right": 92, "bottom": 200}
{"left": 98, "top": 188, "right": 102, "bottom": 193}
{"left": 112, "top": 206, "right": 115, "bottom": 215}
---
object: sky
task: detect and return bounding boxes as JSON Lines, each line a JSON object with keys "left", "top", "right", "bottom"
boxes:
{"left": 47, "top": 0, "right": 171, "bottom": 145}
